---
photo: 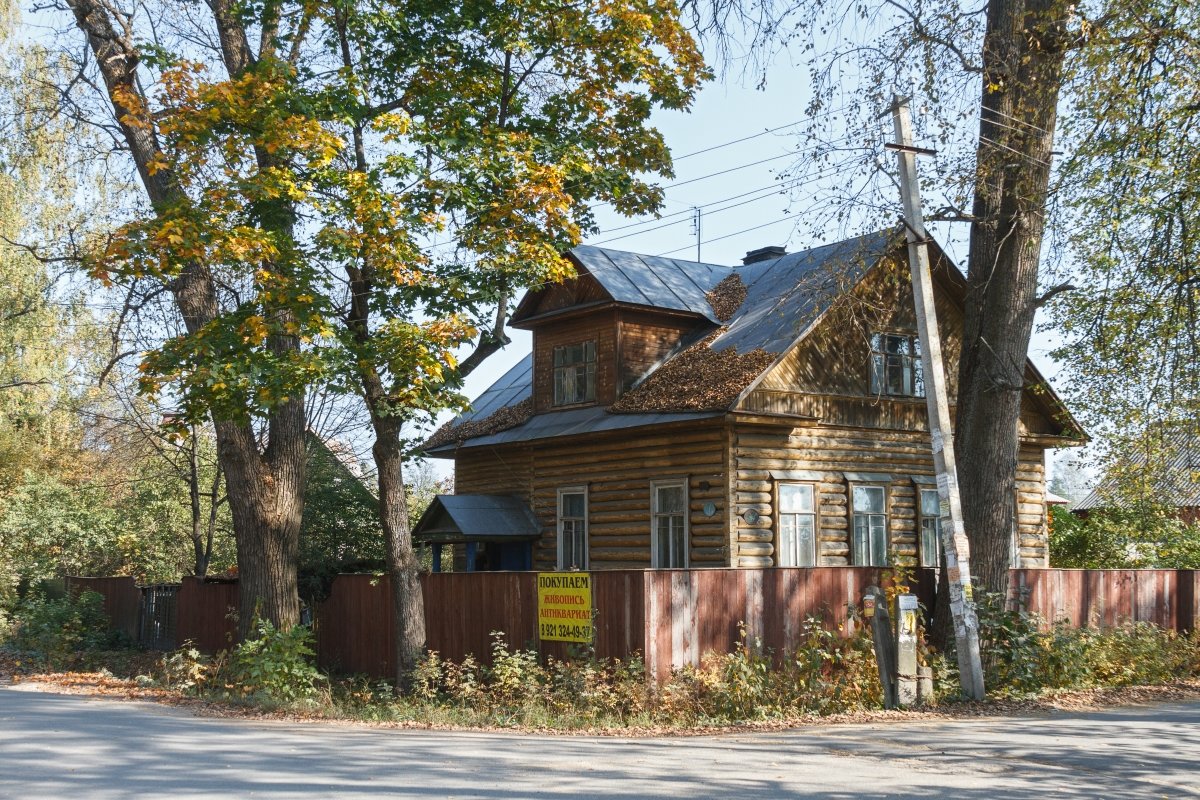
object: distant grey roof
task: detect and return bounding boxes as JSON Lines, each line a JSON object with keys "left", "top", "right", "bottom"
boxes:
{"left": 570, "top": 245, "right": 731, "bottom": 323}
{"left": 711, "top": 230, "right": 897, "bottom": 354}
{"left": 1074, "top": 433, "right": 1200, "bottom": 511}
{"left": 411, "top": 495, "right": 540, "bottom": 542}
{"left": 427, "top": 405, "right": 720, "bottom": 454}
{"left": 453, "top": 355, "right": 532, "bottom": 425}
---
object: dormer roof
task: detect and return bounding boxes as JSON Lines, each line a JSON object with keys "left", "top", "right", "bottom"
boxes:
{"left": 511, "top": 246, "right": 731, "bottom": 327}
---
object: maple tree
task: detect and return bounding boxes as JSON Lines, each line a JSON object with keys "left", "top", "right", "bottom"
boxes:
{"left": 59, "top": 0, "right": 704, "bottom": 667}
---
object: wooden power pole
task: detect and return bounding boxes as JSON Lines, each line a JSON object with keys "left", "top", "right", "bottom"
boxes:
{"left": 887, "top": 96, "right": 986, "bottom": 701}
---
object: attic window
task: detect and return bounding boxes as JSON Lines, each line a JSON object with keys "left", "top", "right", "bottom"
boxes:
{"left": 870, "top": 333, "right": 925, "bottom": 398}
{"left": 553, "top": 341, "right": 596, "bottom": 406}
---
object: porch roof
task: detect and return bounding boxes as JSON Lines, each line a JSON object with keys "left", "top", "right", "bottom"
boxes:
{"left": 412, "top": 495, "right": 541, "bottom": 543}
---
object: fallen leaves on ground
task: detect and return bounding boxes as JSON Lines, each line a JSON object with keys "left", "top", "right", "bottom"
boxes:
{"left": 6, "top": 658, "right": 1200, "bottom": 737}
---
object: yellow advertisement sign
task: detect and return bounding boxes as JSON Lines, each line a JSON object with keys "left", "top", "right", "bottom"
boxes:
{"left": 537, "top": 572, "right": 593, "bottom": 643}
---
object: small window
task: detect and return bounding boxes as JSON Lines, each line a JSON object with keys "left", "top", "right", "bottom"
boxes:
{"left": 870, "top": 333, "right": 924, "bottom": 397}
{"left": 557, "top": 487, "right": 587, "bottom": 570}
{"left": 553, "top": 341, "right": 596, "bottom": 406}
{"left": 918, "top": 488, "right": 942, "bottom": 568}
{"left": 651, "top": 480, "right": 688, "bottom": 568}
{"left": 851, "top": 485, "right": 888, "bottom": 566}
{"left": 777, "top": 483, "right": 817, "bottom": 567}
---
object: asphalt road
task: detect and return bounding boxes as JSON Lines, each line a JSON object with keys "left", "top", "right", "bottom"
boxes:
{"left": 1, "top": 684, "right": 1197, "bottom": 799}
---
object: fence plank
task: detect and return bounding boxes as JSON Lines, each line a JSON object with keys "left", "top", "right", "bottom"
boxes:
{"left": 176, "top": 578, "right": 238, "bottom": 653}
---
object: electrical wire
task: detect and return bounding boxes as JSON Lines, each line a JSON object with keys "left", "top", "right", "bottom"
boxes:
{"left": 587, "top": 161, "right": 848, "bottom": 247}
{"left": 654, "top": 214, "right": 800, "bottom": 257}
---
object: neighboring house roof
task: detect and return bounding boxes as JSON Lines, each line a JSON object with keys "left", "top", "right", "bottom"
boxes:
{"left": 411, "top": 495, "right": 541, "bottom": 543}
{"left": 1073, "top": 434, "right": 1200, "bottom": 511}
{"left": 424, "top": 228, "right": 1080, "bottom": 455}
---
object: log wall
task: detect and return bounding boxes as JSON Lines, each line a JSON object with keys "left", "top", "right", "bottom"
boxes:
{"left": 728, "top": 424, "right": 1049, "bottom": 568}
{"left": 455, "top": 421, "right": 729, "bottom": 569}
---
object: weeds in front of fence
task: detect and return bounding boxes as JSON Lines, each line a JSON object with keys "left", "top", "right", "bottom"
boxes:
{"left": 0, "top": 590, "right": 130, "bottom": 669}
{"left": 6, "top": 596, "right": 1200, "bottom": 730}
{"left": 952, "top": 591, "right": 1200, "bottom": 697}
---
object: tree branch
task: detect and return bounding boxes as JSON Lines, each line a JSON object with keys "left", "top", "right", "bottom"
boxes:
{"left": 457, "top": 294, "right": 512, "bottom": 379}
{"left": 1032, "top": 282, "right": 1076, "bottom": 309}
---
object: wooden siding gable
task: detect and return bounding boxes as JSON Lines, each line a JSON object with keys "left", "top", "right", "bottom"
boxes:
{"left": 734, "top": 244, "right": 1082, "bottom": 443}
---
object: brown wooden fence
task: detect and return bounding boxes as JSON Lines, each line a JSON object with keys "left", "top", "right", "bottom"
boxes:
{"left": 176, "top": 577, "right": 239, "bottom": 653}
{"left": 72, "top": 568, "right": 1200, "bottom": 682}
{"left": 1009, "top": 568, "right": 1198, "bottom": 632}
{"left": 66, "top": 576, "right": 141, "bottom": 643}
{"left": 317, "top": 567, "right": 928, "bottom": 679}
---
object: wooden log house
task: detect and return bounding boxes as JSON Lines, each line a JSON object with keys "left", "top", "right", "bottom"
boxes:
{"left": 416, "top": 228, "right": 1084, "bottom": 572}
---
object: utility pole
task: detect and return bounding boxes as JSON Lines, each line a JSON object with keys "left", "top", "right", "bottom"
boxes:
{"left": 692, "top": 206, "right": 702, "bottom": 262}
{"left": 886, "top": 96, "right": 986, "bottom": 701}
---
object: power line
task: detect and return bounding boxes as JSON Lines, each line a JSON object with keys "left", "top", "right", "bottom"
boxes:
{"left": 587, "top": 161, "right": 847, "bottom": 247}
{"left": 671, "top": 102, "right": 851, "bottom": 162}
{"left": 654, "top": 214, "right": 799, "bottom": 257}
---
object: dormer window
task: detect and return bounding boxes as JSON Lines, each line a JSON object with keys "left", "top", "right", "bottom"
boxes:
{"left": 870, "top": 333, "right": 925, "bottom": 398}
{"left": 553, "top": 341, "right": 596, "bottom": 406}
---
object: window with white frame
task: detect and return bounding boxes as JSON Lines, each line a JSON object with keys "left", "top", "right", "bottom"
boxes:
{"left": 553, "top": 342, "right": 596, "bottom": 406}
{"left": 869, "top": 333, "right": 925, "bottom": 397}
{"left": 918, "top": 488, "right": 942, "bottom": 568}
{"left": 651, "top": 480, "right": 687, "bottom": 568}
{"left": 557, "top": 487, "right": 587, "bottom": 570}
{"left": 851, "top": 485, "right": 888, "bottom": 566}
{"left": 777, "top": 483, "right": 817, "bottom": 567}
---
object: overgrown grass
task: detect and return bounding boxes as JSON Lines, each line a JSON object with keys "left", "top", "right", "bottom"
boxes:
{"left": 960, "top": 592, "right": 1200, "bottom": 697}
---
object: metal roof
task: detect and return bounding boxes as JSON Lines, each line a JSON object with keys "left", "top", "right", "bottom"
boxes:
{"left": 411, "top": 495, "right": 541, "bottom": 542}
{"left": 427, "top": 405, "right": 721, "bottom": 453}
{"left": 453, "top": 355, "right": 532, "bottom": 425}
{"left": 711, "top": 230, "right": 898, "bottom": 354}
{"left": 570, "top": 245, "right": 731, "bottom": 322}
{"left": 1073, "top": 433, "right": 1200, "bottom": 511}
{"left": 427, "top": 232, "right": 901, "bottom": 452}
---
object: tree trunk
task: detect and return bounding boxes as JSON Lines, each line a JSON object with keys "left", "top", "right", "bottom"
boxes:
{"left": 956, "top": 0, "right": 1068, "bottom": 600}
{"left": 373, "top": 418, "right": 426, "bottom": 689}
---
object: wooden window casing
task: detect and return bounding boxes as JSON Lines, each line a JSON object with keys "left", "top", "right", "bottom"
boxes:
{"left": 776, "top": 482, "right": 818, "bottom": 567}
{"left": 552, "top": 341, "right": 596, "bottom": 406}
{"left": 557, "top": 486, "right": 588, "bottom": 570}
{"left": 651, "top": 479, "right": 688, "bottom": 568}
{"left": 869, "top": 332, "right": 925, "bottom": 398}
{"left": 850, "top": 484, "right": 889, "bottom": 566}
{"left": 917, "top": 487, "right": 942, "bottom": 568}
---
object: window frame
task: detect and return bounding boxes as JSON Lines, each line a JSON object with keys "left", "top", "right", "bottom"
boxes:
{"left": 650, "top": 478, "right": 689, "bottom": 569}
{"left": 869, "top": 331, "right": 925, "bottom": 398}
{"left": 556, "top": 485, "right": 589, "bottom": 570}
{"left": 775, "top": 481, "right": 820, "bottom": 567}
{"left": 849, "top": 482, "right": 890, "bottom": 567}
{"left": 917, "top": 487, "right": 943, "bottom": 568}
{"left": 552, "top": 341, "right": 597, "bottom": 407}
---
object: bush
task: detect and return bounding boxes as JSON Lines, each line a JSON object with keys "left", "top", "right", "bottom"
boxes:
{"left": 5, "top": 590, "right": 123, "bottom": 666}
{"left": 221, "top": 616, "right": 325, "bottom": 705}
{"left": 965, "top": 590, "right": 1200, "bottom": 696}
